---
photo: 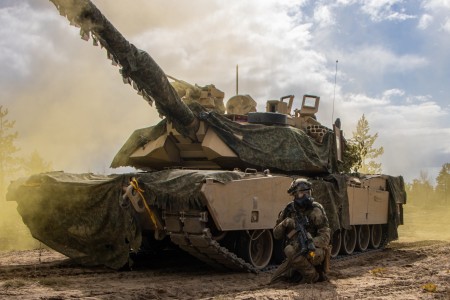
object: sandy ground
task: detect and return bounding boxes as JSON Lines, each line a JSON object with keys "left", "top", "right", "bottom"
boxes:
{"left": 0, "top": 238, "right": 449, "bottom": 300}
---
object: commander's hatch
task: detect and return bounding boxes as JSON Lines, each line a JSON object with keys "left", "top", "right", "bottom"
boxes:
{"left": 298, "top": 94, "right": 320, "bottom": 116}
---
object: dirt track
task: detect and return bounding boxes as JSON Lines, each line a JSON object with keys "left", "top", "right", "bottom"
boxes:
{"left": 0, "top": 239, "right": 449, "bottom": 299}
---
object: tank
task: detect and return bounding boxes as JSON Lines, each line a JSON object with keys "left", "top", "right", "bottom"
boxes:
{"left": 7, "top": 0, "right": 406, "bottom": 272}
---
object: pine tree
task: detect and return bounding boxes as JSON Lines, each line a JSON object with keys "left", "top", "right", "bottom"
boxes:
{"left": 22, "top": 150, "right": 52, "bottom": 176}
{"left": 351, "top": 114, "right": 384, "bottom": 174}
{"left": 435, "top": 163, "right": 450, "bottom": 204}
{"left": 0, "top": 106, "right": 20, "bottom": 196}
{"left": 340, "top": 138, "right": 362, "bottom": 173}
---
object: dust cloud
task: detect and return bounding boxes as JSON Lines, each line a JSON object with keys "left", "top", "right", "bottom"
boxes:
{"left": 398, "top": 201, "right": 450, "bottom": 242}
{"left": 1, "top": 1, "right": 161, "bottom": 251}
{"left": 7, "top": 24, "right": 160, "bottom": 174}
{"left": 0, "top": 198, "right": 38, "bottom": 251}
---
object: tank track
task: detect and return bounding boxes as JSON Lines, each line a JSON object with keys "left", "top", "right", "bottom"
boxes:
{"left": 164, "top": 210, "right": 258, "bottom": 274}
{"left": 164, "top": 211, "right": 391, "bottom": 274}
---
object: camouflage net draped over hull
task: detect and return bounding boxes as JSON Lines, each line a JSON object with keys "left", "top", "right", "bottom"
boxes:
{"left": 6, "top": 170, "right": 244, "bottom": 269}
{"left": 131, "top": 169, "right": 244, "bottom": 211}
{"left": 312, "top": 174, "right": 406, "bottom": 236}
{"left": 311, "top": 175, "right": 351, "bottom": 233}
{"left": 7, "top": 172, "right": 141, "bottom": 269}
{"left": 111, "top": 104, "right": 339, "bottom": 174}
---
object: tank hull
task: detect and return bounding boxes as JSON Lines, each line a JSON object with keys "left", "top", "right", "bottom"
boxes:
{"left": 7, "top": 170, "right": 405, "bottom": 271}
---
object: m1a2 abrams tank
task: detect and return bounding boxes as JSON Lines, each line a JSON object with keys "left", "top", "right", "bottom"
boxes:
{"left": 7, "top": 0, "right": 407, "bottom": 273}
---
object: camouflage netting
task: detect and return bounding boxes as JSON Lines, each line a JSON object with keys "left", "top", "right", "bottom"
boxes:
{"left": 311, "top": 175, "right": 350, "bottom": 233}
{"left": 7, "top": 170, "right": 405, "bottom": 269}
{"left": 311, "top": 174, "right": 407, "bottom": 241}
{"left": 6, "top": 170, "right": 244, "bottom": 269}
{"left": 111, "top": 103, "right": 339, "bottom": 174}
{"left": 130, "top": 169, "right": 244, "bottom": 211}
{"left": 385, "top": 175, "right": 407, "bottom": 239}
{"left": 6, "top": 172, "right": 140, "bottom": 270}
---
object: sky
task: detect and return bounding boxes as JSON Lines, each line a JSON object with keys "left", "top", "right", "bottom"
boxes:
{"left": 1, "top": 0, "right": 449, "bottom": 184}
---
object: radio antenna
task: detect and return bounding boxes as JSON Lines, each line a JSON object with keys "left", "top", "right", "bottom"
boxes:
{"left": 332, "top": 59, "right": 338, "bottom": 125}
{"left": 236, "top": 64, "right": 239, "bottom": 95}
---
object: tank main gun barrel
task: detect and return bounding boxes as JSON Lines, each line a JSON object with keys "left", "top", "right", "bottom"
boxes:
{"left": 48, "top": 0, "right": 199, "bottom": 138}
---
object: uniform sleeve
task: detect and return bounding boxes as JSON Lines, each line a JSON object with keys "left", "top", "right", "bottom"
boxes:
{"left": 310, "top": 207, "right": 331, "bottom": 248}
{"left": 273, "top": 222, "right": 286, "bottom": 240}
{"left": 273, "top": 211, "right": 286, "bottom": 240}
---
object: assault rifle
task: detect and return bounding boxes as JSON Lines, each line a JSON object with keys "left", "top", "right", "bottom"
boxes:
{"left": 292, "top": 213, "right": 316, "bottom": 257}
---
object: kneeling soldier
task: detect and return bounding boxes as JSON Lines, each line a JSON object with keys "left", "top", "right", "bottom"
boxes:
{"left": 271, "top": 178, "right": 331, "bottom": 284}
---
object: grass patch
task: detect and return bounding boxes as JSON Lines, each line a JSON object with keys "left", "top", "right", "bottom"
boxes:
{"left": 2, "top": 278, "right": 27, "bottom": 289}
{"left": 38, "top": 277, "right": 67, "bottom": 287}
{"left": 370, "top": 267, "right": 387, "bottom": 276}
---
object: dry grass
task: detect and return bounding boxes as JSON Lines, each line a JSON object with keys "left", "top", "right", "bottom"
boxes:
{"left": 38, "top": 277, "right": 67, "bottom": 287}
{"left": 2, "top": 278, "right": 27, "bottom": 289}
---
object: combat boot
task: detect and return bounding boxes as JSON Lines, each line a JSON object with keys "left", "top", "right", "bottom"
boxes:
{"left": 299, "top": 271, "right": 319, "bottom": 284}
{"left": 291, "top": 255, "right": 319, "bottom": 284}
{"left": 318, "top": 270, "right": 328, "bottom": 282}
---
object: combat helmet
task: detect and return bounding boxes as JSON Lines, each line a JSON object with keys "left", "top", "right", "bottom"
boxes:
{"left": 287, "top": 178, "right": 312, "bottom": 195}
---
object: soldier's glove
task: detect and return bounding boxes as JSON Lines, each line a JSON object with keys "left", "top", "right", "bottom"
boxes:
{"left": 282, "top": 217, "right": 295, "bottom": 229}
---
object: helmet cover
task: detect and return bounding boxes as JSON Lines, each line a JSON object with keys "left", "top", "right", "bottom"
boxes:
{"left": 287, "top": 178, "right": 312, "bottom": 195}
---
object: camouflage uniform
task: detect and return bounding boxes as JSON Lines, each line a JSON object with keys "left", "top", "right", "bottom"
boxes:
{"left": 273, "top": 197, "right": 331, "bottom": 283}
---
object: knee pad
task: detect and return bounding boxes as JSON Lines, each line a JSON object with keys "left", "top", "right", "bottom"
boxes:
{"left": 284, "top": 245, "right": 296, "bottom": 259}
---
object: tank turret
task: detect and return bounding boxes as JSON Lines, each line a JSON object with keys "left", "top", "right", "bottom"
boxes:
{"left": 49, "top": 0, "right": 343, "bottom": 174}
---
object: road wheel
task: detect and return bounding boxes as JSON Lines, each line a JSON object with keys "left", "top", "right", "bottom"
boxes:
{"left": 340, "top": 226, "right": 356, "bottom": 255}
{"left": 330, "top": 229, "right": 341, "bottom": 258}
{"left": 370, "top": 224, "right": 383, "bottom": 249}
{"left": 356, "top": 225, "right": 370, "bottom": 251}
{"left": 240, "top": 230, "right": 273, "bottom": 269}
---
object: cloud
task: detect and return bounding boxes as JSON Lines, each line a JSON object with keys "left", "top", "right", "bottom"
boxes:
{"left": 0, "top": 3, "right": 62, "bottom": 82}
{"left": 421, "top": 0, "right": 450, "bottom": 33}
{"left": 382, "top": 88, "right": 405, "bottom": 99}
{"left": 336, "top": 89, "right": 449, "bottom": 181}
{"left": 314, "top": 5, "right": 335, "bottom": 27}
{"left": 360, "top": 0, "right": 416, "bottom": 22}
{"left": 418, "top": 13, "right": 433, "bottom": 29}
{"left": 422, "top": 0, "right": 450, "bottom": 10}
{"left": 347, "top": 46, "right": 428, "bottom": 73}
{"left": 442, "top": 18, "right": 450, "bottom": 32}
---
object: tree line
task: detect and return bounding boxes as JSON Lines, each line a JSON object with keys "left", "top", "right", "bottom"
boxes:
{"left": 406, "top": 166, "right": 450, "bottom": 206}
{"left": 0, "top": 106, "right": 52, "bottom": 197}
